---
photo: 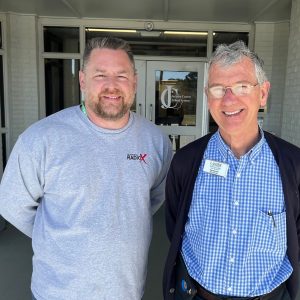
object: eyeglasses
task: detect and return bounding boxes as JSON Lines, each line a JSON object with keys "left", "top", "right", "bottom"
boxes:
{"left": 208, "top": 82, "right": 259, "bottom": 99}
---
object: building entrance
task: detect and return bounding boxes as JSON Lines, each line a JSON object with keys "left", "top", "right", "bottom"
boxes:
{"left": 134, "top": 59, "right": 208, "bottom": 151}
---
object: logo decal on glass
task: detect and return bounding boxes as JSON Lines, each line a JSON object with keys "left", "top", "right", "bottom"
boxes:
{"left": 160, "top": 85, "right": 183, "bottom": 109}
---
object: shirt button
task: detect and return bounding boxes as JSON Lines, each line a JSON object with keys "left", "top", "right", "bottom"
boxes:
{"left": 234, "top": 200, "right": 239, "bottom": 206}
{"left": 169, "top": 288, "right": 175, "bottom": 294}
{"left": 227, "top": 286, "right": 233, "bottom": 292}
{"left": 232, "top": 229, "right": 237, "bottom": 235}
{"left": 229, "top": 256, "right": 235, "bottom": 263}
{"left": 236, "top": 172, "right": 241, "bottom": 178}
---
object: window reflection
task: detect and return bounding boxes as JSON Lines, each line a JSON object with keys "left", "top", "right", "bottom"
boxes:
{"left": 0, "top": 56, "right": 4, "bottom": 127}
{"left": 86, "top": 29, "right": 207, "bottom": 57}
{"left": 44, "top": 27, "right": 79, "bottom": 53}
{"left": 1, "top": 133, "right": 6, "bottom": 171}
{"left": 45, "top": 59, "right": 80, "bottom": 116}
{"left": 155, "top": 70, "right": 197, "bottom": 126}
{"left": 213, "top": 32, "right": 249, "bottom": 51}
{"left": 0, "top": 22, "right": 2, "bottom": 49}
{"left": 169, "top": 135, "right": 195, "bottom": 152}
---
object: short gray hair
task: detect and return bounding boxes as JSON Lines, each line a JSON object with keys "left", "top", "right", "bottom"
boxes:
{"left": 208, "top": 40, "right": 268, "bottom": 84}
{"left": 82, "top": 36, "right": 135, "bottom": 72}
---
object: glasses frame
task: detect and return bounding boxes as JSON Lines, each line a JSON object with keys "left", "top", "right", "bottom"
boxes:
{"left": 207, "top": 82, "right": 259, "bottom": 99}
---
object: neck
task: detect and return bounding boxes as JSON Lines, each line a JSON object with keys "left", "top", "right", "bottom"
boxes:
{"left": 220, "top": 127, "right": 261, "bottom": 158}
{"left": 80, "top": 102, "right": 130, "bottom": 130}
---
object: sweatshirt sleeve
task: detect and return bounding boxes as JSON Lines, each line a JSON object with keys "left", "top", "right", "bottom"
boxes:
{"left": 0, "top": 135, "right": 44, "bottom": 237}
{"left": 164, "top": 153, "right": 182, "bottom": 242}
{"left": 150, "top": 135, "right": 173, "bottom": 215}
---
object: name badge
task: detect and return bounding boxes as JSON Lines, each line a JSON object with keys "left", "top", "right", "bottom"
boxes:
{"left": 203, "top": 159, "right": 229, "bottom": 178}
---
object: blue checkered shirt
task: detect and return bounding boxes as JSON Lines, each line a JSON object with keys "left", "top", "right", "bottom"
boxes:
{"left": 181, "top": 130, "right": 293, "bottom": 297}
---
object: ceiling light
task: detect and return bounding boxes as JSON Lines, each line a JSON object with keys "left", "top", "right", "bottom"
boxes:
{"left": 139, "top": 30, "right": 162, "bottom": 37}
{"left": 164, "top": 31, "right": 208, "bottom": 36}
{"left": 86, "top": 28, "right": 137, "bottom": 33}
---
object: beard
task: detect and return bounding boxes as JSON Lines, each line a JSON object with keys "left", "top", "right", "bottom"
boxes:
{"left": 88, "top": 90, "right": 134, "bottom": 121}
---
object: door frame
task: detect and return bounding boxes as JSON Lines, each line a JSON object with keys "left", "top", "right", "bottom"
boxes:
{"left": 134, "top": 57, "right": 209, "bottom": 149}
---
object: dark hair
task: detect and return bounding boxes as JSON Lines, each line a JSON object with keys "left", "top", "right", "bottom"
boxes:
{"left": 82, "top": 36, "right": 135, "bottom": 72}
{"left": 208, "top": 40, "right": 267, "bottom": 84}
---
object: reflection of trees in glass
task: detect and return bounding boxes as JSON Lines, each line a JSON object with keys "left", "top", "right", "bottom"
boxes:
{"left": 0, "top": 23, "right": 2, "bottom": 48}
{"left": 174, "top": 72, "right": 197, "bottom": 116}
{"left": 0, "top": 56, "right": 5, "bottom": 127}
{"left": 184, "top": 72, "right": 197, "bottom": 115}
{"left": 185, "top": 72, "right": 197, "bottom": 86}
{"left": 155, "top": 71, "right": 198, "bottom": 126}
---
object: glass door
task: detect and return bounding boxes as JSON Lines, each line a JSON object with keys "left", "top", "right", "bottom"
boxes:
{"left": 133, "top": 60, "right": 146, "bottom": 117}
{"left": 136, "top": 60, "right": 208, "bottom": 151}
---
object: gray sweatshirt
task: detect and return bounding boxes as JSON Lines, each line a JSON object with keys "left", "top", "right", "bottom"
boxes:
{"left": 0, "top": 106, "right": 173, "bottom": 300}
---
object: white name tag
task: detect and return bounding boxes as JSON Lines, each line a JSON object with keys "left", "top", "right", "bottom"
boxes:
{"left": 203, "top": 159, "right": 229, "bottom": 178}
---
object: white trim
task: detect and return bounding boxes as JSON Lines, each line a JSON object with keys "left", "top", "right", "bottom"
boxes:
{"left": 134, "top": 55, "right": 208, "bottom": 62}
{"left": 38, "top": 19, "right": 83, "bottom": 118}
{"left": 0, "top": 14, "right": 9, "bottom": 136}
{"left": 202, "top": 63, "right": 209, "bottom": 136}
{"left": 0, "top": 13, "right": 10, "bottom": 175}
{"left": 38, "top": 18, "right": 46, "bottom": 117}
{"left": 41, "top": 52, "right": 81, "bottom": 59}
{"left": 38, "top": 16, "right": 252, "bottom": 31}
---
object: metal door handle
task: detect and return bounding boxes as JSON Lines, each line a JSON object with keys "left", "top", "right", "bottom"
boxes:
{"left": 149, "top": 104, "right": 153, "bottom": 121}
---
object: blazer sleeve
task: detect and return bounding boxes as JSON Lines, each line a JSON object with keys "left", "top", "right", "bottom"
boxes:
{"left": 165, "top": 153, "right": 182, "bottom": 242}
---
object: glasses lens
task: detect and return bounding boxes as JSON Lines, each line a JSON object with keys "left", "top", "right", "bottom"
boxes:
{"left": 232, "top": 83, "right": 252, "bottom": 96}
{"left": 209, "top": 86, "right": 224, "bottom": 98}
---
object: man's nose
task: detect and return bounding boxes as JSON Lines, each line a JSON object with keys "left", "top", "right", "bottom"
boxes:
{"left": 104, "top": 76, "right": 118, "bottom": 85}
{"left": 222, "top": 87, "right": 237, "bottom": 103}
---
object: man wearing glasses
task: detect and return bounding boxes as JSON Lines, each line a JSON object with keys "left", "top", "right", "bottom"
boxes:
{"left": 163, "top": 41, "right": 300, "bottom": 300}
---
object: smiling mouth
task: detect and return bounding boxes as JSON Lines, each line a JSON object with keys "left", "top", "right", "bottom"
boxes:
{"left": 223, "top": 109, "right": 243, "bottom": 116}
{"left": 104, "top": 95, "right": 120, "bottom": 99}
{"left": 102, "top": 95, "right": 122, "bottom": 102}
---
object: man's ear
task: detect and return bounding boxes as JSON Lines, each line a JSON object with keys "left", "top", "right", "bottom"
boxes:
{"left": 205, "top": 87, "right": 211, "bottom": 110}
{"left": 134, "top": 74, "right": 138, "bottom": 94}
{"left": 79, "top": 70, "right": 85, "bottom": 92}
{"left": 260, "top": 81, "right": 270, "bottom": 107}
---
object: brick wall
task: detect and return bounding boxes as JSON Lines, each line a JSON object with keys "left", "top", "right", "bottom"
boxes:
{"left": 7, "top": 13, "right": 39, "bottom": 146}
{"left": 281, "top": 0, "right": 300, "bottom": 146}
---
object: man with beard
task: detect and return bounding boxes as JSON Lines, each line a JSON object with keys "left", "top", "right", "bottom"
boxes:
{"left": 0, "top": 37, "right": 173, "bottom": 300}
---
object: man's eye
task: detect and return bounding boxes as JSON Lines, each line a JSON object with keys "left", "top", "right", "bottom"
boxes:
{"left": 213, "top": 87, "right": 224, "bottom": 92}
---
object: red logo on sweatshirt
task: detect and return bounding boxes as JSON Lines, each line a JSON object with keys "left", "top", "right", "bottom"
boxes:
{"left": 127, "top": 153, "right": 148, "bottom": 164}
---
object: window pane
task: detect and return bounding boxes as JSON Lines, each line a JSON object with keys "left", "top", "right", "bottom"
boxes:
{"left": 208, "top": 115, "right": 218, "bottom": 134}
{"left": 45, "top": 59, "right": 80, "bottom": 116}
{"left": 155, "top": 70, "right": 198, "bottom": 126}
{"left": 213, "top": 31, "right": 249, "bottom": 51}
{"left": 44, "top": 26, "right": 79, "bottom": 53}
{"left": 1, "top": 133, "right": 6, "bottom": 170}
{"left": 169, "top": 134, "right": 195, "bottom": 152}
{"left": 86, "top": 28, "right": 207, "bottom": 57}
{"left": 0, "top": 22, "right": 2, "bottom": 49}
{"left": 0, "top": 56, "right": 5, "bottom": 127}
{"left": 131, "top": 97, "right": 137, "bottom": 114}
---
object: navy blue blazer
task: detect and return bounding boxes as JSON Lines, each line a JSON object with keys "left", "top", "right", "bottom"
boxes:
{"left": 163, "top": 131, "right": 300, "bottom": 300}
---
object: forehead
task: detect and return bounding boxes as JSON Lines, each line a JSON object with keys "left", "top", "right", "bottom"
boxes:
{"left": 86, "top": 48, "right": 134, "bottom": 72}
{"left": 208, "top": 57, "right": 256, "bottom": 84}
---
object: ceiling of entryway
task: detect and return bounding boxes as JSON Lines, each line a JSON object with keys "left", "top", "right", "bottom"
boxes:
{"left": 0, "top": 0, "right": 292, "bottom": 23}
